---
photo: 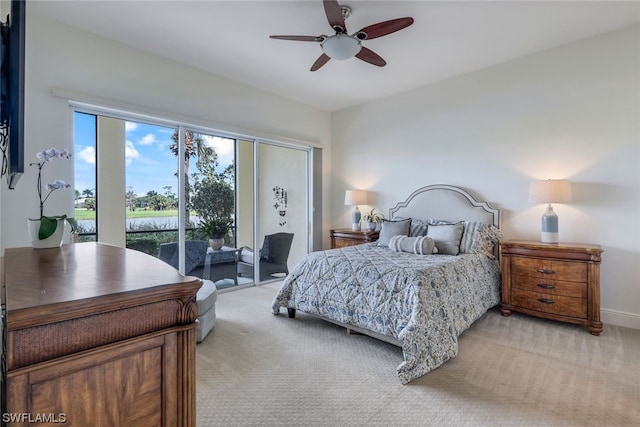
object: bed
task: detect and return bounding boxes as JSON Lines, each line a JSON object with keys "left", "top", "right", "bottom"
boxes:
{"left": 272, "top": 184, "right": 502, "bottom": 383}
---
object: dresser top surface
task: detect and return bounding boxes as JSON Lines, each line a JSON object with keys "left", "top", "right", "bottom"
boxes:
{"left": 330, "top": 228, "right": 379, "bottom": 236}
{"left": 502, "top": 239, "right": 603, "bottom": 253}
{"left": 3, "top": 243, "right": 200, "bottom": 319}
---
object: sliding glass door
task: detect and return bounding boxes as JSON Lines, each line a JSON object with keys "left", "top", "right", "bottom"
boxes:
{"left": 73, "top": 109, "right": 313, "bottom": 291}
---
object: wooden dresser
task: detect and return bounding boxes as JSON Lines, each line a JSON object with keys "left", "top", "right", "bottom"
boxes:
{"left": 500, "top": 240, "right": 603, "bottom": 335}
{"left": 1, "top": 243, "right": 201, "bottom": 426}
{"left": 330, "top": 228, "right": 379, "bottom": 249}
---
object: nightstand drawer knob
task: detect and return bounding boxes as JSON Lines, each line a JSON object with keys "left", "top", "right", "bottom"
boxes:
{"left": 537, "top": 298, "right": 555, "bottom": 304}
{"left": 537, "top": 268, "right": 555, "bottom": 274}
{"left": 537, "top": 284, "right": 555, "bottom": 289}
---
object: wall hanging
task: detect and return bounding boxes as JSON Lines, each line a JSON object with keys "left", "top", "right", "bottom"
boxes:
{"left": 273, "top": 186, "right": 288, "bottom": 226}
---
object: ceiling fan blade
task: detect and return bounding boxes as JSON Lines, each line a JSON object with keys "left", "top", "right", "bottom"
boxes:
{"left": 355, "top": 47, "right": 386, "bottom": 67}
{"left": 323, "top": 0, "right": 346, "bottom": 33}
{"left": 355, "top": 17, "right": 414, "bottom": 40}
{"left": 270, "top": 35, "right": 323, "bottom": 42}
{"left": 310, "top": 54, "right": 331, "bottom": 72}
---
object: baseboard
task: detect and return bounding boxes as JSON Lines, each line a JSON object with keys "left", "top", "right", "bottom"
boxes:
{"left": 601, "top": 308, "right": 640, "bottom": 330}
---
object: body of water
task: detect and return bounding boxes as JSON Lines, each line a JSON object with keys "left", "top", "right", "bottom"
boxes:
{"left": 78, "top": 216, "right": 187, "bottom": 231}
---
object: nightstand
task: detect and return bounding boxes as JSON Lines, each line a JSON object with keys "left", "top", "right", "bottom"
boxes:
{"left": 330, "top": 228, "right": 379, "bottom": 249}
{"left": 500, "top": 240, "right": 604, "bottom": 335}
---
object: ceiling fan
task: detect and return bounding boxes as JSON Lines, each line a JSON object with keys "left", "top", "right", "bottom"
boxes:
{"left": 270, "top": 0, "right": 414, "bottom": 72}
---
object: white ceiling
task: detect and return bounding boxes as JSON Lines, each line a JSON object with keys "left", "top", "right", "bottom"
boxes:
{"left": 31, "top": 1, "right": 640, "bottom": 112}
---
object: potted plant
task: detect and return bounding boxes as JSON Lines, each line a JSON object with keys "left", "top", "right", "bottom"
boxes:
{"left": 28, "top": 148, "right": 78, "bottom": 248}
{"left": 362, "top": 208, "right": 384, "bottom": 231}
{"left": 199, "top": 216, "right": 233, "bottom": 250}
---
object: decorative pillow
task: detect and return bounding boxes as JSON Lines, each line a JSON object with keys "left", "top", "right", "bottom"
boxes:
{"left": 377, "top": 219, "right": 411, "bottom": 247}
{"left": 389, "top": 235, "right": 436, "bottom": 255}
{"left": 240, "top": 247, "right": 254, "bottom": 263}
{"left": 393, "top": 217, "right": 428, "bottom": 237}
{"left": 428, "top": 219, "right": 453, "bottom": 225}
{"left": 470, "top": 224, "right": 503, "bottom": 258}
{"left": 426, "top": 222, "right": 465, "bottom": 255}
{"left": 459, "top": 221, "right": 485, "bottom": 254}
{"left": 409, "top": 219, "right": 428, "bottom": 237}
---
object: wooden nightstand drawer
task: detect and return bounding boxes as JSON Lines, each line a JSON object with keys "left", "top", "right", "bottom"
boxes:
{"left": 333, "top": 238, "right": 357, "bottom": 249}
{"left": 511, "top": 256, "right": 587, "bottom": 282}
{"left": 511, "top": 275, "right": 586, "bottom": 298}
{"left": 512, "top": 288, "right": 586, "bottom": 318}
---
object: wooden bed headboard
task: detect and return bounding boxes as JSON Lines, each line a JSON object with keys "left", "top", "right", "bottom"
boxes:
{"left": 389, "top": 184, "right": 500, "bottom": 228}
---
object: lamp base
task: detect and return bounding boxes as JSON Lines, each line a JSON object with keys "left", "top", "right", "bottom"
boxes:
{"left": 351, "top": 206, "right": 361, "bottom": 231}
{"left": 541, "top": 205, "right": 559, "bottom": 244}
{"left": 541, "top": 231, "right": 559, "bottom": 244}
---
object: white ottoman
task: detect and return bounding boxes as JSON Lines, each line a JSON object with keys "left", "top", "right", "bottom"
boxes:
{"left": 196, "top": 279, "right": 217, "bottom": 343}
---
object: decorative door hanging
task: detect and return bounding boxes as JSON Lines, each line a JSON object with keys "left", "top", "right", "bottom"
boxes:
{"left": 273, "top": 186, "right": 287, "bottom": 226}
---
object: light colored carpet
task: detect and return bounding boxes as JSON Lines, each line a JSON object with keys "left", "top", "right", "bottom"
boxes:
{"left": 196, "top": 283, "right": 640, "bottom": 427}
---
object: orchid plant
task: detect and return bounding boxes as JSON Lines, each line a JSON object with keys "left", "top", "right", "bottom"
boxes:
{"left": 30, "top": 148, "right": 78, "bottom": 240}
{"left": 362, "top": 208, "right": 384, "bottom": 224}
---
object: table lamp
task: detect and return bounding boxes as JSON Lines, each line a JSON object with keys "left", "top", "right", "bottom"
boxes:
{"left": 344, "top": 190, "right": 369, "bottom": 231}
{"left": 529, "top": 179, "right": 572, "bottom": 243}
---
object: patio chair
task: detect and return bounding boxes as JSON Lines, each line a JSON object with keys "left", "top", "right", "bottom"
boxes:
{"left": 158, "top": 240, "right": 209, "bottom": 277}
{"left": 238, "top": 232, "right": 294, "bottom": 281}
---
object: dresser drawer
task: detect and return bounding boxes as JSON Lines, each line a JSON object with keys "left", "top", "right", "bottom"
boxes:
{"left": 512, "top": 288, "right": 587, "bottom": 318}
{"left": 333, "top": 238, "right": 357, "bottom": 248}
{"left": 511, "top": 275, "right": 586, "bottom": 298}
{"left": 511, "top": 256, "right": 587, "bottom": 282}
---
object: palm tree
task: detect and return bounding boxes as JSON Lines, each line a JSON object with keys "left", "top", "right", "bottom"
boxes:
{"left": 170, "top": 130, "right": 217, "bottom": 226}
{"left": 126, "top": 187, "right": 136, "bottom": 212}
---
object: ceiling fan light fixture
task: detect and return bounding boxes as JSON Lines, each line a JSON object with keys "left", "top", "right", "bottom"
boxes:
{"left": 321, "top": 33, "right": 361, "bottom": 60}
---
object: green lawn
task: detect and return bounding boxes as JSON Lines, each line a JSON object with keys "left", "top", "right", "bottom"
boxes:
{"left": 74, "top": 209, "right": 183, "bottom": 220}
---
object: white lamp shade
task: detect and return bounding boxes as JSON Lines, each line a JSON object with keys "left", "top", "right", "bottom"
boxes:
{"left": 345, "top": 190, "right": 369, "bottom": 206}
{"left": 529, "top": 179, "right": 573, "bottom": 204}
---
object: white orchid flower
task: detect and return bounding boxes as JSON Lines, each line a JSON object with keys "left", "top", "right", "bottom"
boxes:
{"left": 46, "top": 179, "right": 68, "bottom": 191}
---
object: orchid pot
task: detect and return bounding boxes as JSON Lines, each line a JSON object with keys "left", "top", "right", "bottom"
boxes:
{"left": 28, "top": 217, "right": 66, "bottom": 248}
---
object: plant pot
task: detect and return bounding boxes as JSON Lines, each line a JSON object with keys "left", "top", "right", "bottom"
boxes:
{"left": 209, "top": 238, "right": 224, "bottom": 250}
{"left": 28, "top": 218, "right": 65, "bottom": 249}
{"left": 365, "top": 222, "right": 377, "bottom": 231}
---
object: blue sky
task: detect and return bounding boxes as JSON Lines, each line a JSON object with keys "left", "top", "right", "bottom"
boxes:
{"left": 73, "top": 112, "right": 234, "bottom": 198}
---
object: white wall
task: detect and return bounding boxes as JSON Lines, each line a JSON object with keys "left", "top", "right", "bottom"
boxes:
{"left": 0, "top": 11, "right": 331, "bottom": 250}
{"left": 331, "top": 25, "right": 640, "bottom": 329}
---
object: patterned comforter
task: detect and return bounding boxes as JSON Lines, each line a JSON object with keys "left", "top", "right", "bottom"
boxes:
{"left": 272, "top": 243, "right": 501, "bottom": 383}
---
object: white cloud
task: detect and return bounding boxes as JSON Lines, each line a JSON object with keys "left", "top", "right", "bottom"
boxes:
{"left": 139, "top": 133, "right": 156, "bottom": 146}
{"left": 204, "top": 136, "right": 234, "bottom": 166}
{"left": 77, "top": 146, "right": 96, "bottom": 164}
{"left": 125, "top": 122, "right": 138, "bottom": 132}
{"left": 125, "top": 140, "right": 140, "bottom": 166}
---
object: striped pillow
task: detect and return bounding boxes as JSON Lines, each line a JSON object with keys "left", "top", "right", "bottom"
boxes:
{"left": 389, "top": 235, "right": 437, "bottom": 255}
{"left": 460, "top": 221, "right": 484, "bottom": 253}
